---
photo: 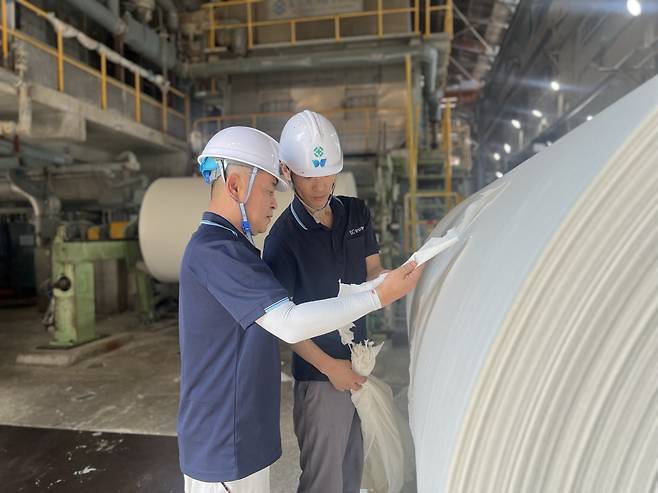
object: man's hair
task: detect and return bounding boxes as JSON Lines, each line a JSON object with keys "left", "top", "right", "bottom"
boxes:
{"left": 210, "top": 160, "right": 254, "bottom": 197}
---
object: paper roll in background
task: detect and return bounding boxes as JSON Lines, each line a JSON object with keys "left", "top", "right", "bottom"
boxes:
{"left": 138, "top": 173, "right": 357, "bottom": 283}
{"left": 407, "top": 75, "right": 658, "bottom": 492}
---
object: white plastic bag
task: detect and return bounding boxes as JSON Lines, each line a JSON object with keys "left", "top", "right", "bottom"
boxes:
{"left": 350, "top": 341, "right": 405, "bottom": 493}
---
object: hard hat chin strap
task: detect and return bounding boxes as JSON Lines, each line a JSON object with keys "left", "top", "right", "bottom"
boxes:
{"left": 221, "top": 159, "right": 258, "bottom": 244}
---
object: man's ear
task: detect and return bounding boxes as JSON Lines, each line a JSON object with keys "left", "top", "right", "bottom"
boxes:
{"left": 225, "top": 172, "right": 242, "bottom": 200}
{"left": 280, "top": 162, "right": 292, "bottom": 183}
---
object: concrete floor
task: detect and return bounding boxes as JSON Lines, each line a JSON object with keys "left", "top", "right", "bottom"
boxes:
{"left": 0, "top": 425, "right": 184, "bottom": 492}
{"left": 0, "top": 306, "right": 416, "bottom": 492}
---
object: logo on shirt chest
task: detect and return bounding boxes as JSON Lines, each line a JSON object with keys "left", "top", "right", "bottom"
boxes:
{"left": 348, "top": 226, "right": 365, "bottom": 236}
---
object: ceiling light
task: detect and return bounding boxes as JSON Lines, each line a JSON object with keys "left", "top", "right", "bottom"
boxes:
{"left": 627, "top": 0, "right": 642, "bottom": 16}
{"left": 511, "top": 119, "right": 521, "bottom": 129}
{"left": 586, "top": 115, "right": 593, "bottom": 121}
{"left": 550, "top": 80, "right": 561, "bottom": 92}
{"left": 495, "top": 171, "right": 504, "bottom": 178}
{"left": 493, "top": 152, "right": 501, "bottom": 161}
{"left": 503, "top": 143, "right": 512, "bottom": 154}
{"left": 532, "top": 109, "right": 543, "bottom": 118}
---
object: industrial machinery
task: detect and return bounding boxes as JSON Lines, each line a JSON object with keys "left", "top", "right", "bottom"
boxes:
{"left": 44, "top": 224, "right": 155, "bottom": 347}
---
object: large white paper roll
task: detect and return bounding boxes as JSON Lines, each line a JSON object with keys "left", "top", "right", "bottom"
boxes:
{"left": 138, "top": 173, "right": 357, "bottom": 282}
{"left": 408, "top": 76, "right": 658, "bottom": 492}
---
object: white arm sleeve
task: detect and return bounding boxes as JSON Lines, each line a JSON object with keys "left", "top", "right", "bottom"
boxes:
{"left": 256, "top": 290, "right": 382, "bottom": 344}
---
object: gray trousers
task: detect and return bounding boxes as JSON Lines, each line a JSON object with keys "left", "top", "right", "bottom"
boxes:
{"left": 293, "top": 380, "right": 364, "bottom": 493}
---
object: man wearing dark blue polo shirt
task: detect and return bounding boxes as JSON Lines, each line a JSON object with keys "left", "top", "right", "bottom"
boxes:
{"left": 178, "top": 126, "right": 423, "bottom": 493}
{"left": 263, "top": 111, "right": 385, "bottom": 493}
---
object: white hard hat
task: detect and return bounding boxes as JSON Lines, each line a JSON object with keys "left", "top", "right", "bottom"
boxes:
{"left": 197, "top": 126, "right": 288, "bottom": 191}
{"left": 279, "top": 110, "right": 343, "bottom": 177}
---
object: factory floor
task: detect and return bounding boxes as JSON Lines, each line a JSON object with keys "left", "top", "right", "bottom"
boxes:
{"left": 0, "top": 306, "right": 415, "bottom": 492}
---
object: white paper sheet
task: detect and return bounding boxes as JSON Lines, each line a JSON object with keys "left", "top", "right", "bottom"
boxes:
{"left": 405, "top": 228, "right": 459, "bottom": 266}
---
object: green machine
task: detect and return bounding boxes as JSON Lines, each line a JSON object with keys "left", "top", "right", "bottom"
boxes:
{"left": 48, "top": 225, "right": 155, "bottom": 347}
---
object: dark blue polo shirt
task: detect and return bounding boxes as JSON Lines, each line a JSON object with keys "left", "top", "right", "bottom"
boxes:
{"left": 177, "top": 212, "right": 289, "bottom": 482}
{"left": 263, "top": 195, "right": 379, "bottom": 381}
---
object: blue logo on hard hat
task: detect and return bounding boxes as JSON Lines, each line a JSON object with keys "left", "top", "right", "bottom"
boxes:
{"left": 312, "top": 146, "right": 326, "bottom": 167}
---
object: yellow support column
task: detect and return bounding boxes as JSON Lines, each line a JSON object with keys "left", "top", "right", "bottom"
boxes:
{"left": 443, "top": 104, "right": 453, "bottom": 205}
{"left": 414, "top": 0, "right": 420, "bottom": 34}
{"left": 405, "top": 55, "right": 418, "bottom": 252}
{"left": 134, "top": 73, "right": 141, "bottom": 123}
{"left": 56, "top": 31, "right": 64, "bottom": 91}
{"left": 445, "top": 0, "right": 454, "bottom": 39}
{"left": 100, "top": 52, "right": 107, "bottom": 109}
{"left": 207, "top": 5, "right": 215, "bottom": 49}
{"left": 425, "top": 0, "right": 430, "bottom": 37}
{"left": 377, "top": 0, "right": 383, "bottom": 38}
{"left": 247, "top": 1, "right": 254, "bottom": 49}
{"left": 1, "top": 0, "right": 8, "bottom": 61}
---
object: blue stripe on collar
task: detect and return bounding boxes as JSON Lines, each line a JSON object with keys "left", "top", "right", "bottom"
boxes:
{"left": 290, "top": 201, "right": 309, "bottom": 231}
{"left": 200, "top": 220, "right": 239, "bottom": 237}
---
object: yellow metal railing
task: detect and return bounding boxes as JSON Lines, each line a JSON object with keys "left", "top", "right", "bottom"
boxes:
{"left": 442, "top": 103, "right": 453, "bottom": 197}
{"left": 403, "top": 0, "right": 457, "bottom": 253}
{"left": 203, "top": 0, "right": 452, "bottom": 51}
{"left": 403, "top": 106, "right": 462, "bottom": 253}
{"left": 426, "top": 0, "right": 453, "bottom": 38}
{"left": 403, "top": 105, "right": 464, "bottom": 253}
{"left": 405, "top": 54, "right": 419, "bottom": 252}
{"left": 0, "top": 0, "right": 190, "bottom": 138}
{"left": 193, "top": 106, "right": 406, "bottom": 150}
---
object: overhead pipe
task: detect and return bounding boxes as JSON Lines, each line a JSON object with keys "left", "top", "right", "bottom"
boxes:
{"left": 420, "top": 44, "right": 443, "bottom": 124}
{"left": 62, "top": 0, "right": 177, "bottom": 71}
{"left": 37, "top": 151, "right": 141, "bottom": 175}
{"left": 0, "top": 151, "right": 146, "bottom": 208}
{"left": 64, "top": 0, "right": 125, "bottom": 35}
{"left": 184, "top": 41, "right": 450, "bottom": 77}
{"left": 7, "top": 170, "right": 44, "bottom": 247}
{"left": 155, "top": 0, "right": 179, "bottom": 31}
{"left": 123, "top": 12, "right": 176, "bottom": 69}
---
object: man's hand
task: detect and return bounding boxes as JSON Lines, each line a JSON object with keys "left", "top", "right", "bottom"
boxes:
{"left": 375, "top": 261, "right": 424, "bottom": 307}
{"left": 323, "top": 359, "right": 367, "bottom": 392}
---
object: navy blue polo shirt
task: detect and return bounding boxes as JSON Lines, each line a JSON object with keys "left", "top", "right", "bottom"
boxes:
{"left": 177, "top": 212, "right": 289, "bottom": 482}
{"left": 263, "top": 195, "right": 379, "bottom": 381}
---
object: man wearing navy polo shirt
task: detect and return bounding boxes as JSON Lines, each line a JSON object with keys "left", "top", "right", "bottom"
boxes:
{"left": 178, "top": 126, "right": 423, "bottom": 493}
{"left": 263, "top": 111, "right": 385, "bottom": 493}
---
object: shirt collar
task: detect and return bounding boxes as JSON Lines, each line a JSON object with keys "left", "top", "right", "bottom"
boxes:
{"left": 201, "top": 211, "right": 260, "bottom": 253}
{"left": 290, "top": 196, "right": 344, "bottom": 231}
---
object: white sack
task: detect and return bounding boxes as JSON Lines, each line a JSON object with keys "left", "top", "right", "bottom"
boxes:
{"left": 350, "top": 341, "right": 405, "bottom": 493}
